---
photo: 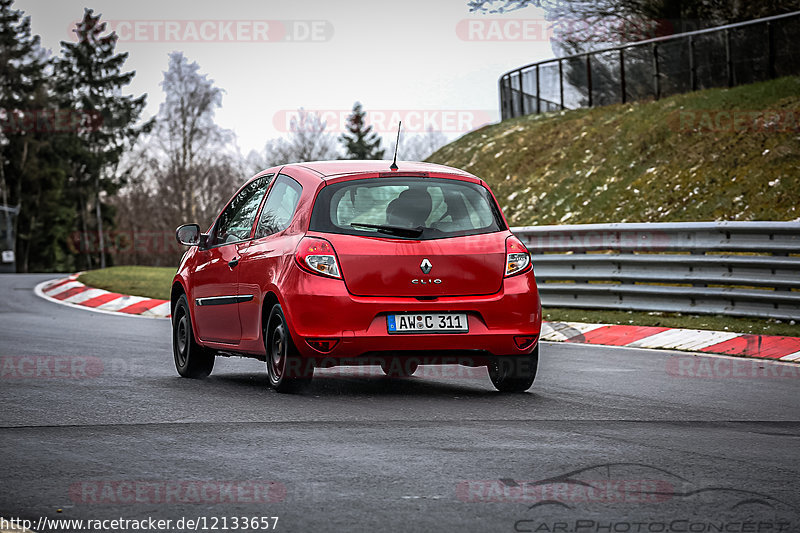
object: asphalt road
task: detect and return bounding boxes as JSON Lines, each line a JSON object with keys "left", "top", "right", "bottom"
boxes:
{"left": 1, "top": 273, "right": 799, "bottom": 533}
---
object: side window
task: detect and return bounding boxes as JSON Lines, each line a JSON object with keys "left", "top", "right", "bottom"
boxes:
{"left": 210, "top": 175, "right": 273, "bottom": 246}
{"left": 254, "top": 174, "right": 303, "bottom": 239}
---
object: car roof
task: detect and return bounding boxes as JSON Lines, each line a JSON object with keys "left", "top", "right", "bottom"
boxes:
{"left": 282, "top": 160, "right": 479, "bottom": 180}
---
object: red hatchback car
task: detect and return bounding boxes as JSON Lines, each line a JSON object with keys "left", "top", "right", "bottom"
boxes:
{"left": 172, "top": 161, "right": 541, "bottom": 392}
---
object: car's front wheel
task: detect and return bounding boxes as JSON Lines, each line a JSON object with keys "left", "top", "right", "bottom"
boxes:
{"left": 265, "top": 304, "right": 313, "bottom": 393}
{"left": 172, "top": 294, "right": 215, "bottom": 378}
{"left": 488, "top": 345, "right": 538, "bottom": 392}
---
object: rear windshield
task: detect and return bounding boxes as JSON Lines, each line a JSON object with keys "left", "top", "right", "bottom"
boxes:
{"left": 309, "top": 177, "right": 506, "bottom": 240}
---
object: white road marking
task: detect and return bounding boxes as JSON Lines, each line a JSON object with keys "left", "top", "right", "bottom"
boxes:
{"left": 779, "top": 350, "right": 800, "bottom": 361}
{"left": 43, "top": 280, "right": 84, "bottom": 296}
{"left": 96, "top": 295, "right": 148, "bottom": 312}
{"left": 62, "top": 288, "right": 108, "bottom": 304}
{"left": 540, "top": 322, "right": 607, "bottom": 342}
{"left": 142, "top": 301, "right": 171, "bottom": 318}
{"left": 628, "top": 329, "right": 741, "bottom": 350}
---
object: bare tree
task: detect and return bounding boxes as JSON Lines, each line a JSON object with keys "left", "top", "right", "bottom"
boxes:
{"left": 111, "top": 53, "right": 244, "bottom": 266}
{"left": 151, "top": 52, "right": 232, "bottom": 222}
{"left": 396, "top": 127, "right": 449, "bottom": 162}
{"left": 542, "top": 0, "right": 800, "bottom": 51}
{"left": 468, "top": 0, "right": 541, "bottom": 14}
{"left": 249, "top": 108, "right": 338, "bottom": 171}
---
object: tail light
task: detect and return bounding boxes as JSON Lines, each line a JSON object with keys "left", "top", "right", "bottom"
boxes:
{"left": 295, "top": 237, "right": 341, "bottom": 278}
{"left": 505, "top": 235, "right": 531, "bottom": 277}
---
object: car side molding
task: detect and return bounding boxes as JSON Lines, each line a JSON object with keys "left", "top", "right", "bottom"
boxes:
{"left": 195, "top": 295, "right": 254, "bottom": 307}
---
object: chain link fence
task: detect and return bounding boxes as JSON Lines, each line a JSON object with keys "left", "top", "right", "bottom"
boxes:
{"left": 499, "top": 11, "right": 800, "bottom": 119}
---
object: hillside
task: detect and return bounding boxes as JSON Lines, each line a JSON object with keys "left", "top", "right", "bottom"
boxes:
{"left": 428, "top": 77, "right": 800, "bottom": 226}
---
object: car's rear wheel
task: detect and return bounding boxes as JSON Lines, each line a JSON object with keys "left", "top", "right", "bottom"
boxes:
{"left": 172, "top": 294, "right": 215, "bottom": 378}
{"left": 265, "top": 304, "right": 313, "bottom": 393}
{"left": 488, "top": 345, "right": 538, "bottom": 392}
{"left": 380, "top": 359, "right": 419, "bottom": 377}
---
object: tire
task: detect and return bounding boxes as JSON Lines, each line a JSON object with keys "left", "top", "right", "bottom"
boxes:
{"left": 172, "top": 294, "right": 215, "bottom": 378}
{"left": 265, "top": 304, "right": 313, "bottom": 393}
{"left": 488, "top": 345, "right": 538, "bottom": 392}
{"left": 380, "top": 359, "right": 419, "bottom": 377}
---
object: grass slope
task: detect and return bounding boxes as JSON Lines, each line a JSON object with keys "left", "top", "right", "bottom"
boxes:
{"left": 429, "top": 77, "right": 800, "bottom": 226}
{"left": 78, "top": 266, "right": 175, "bottom": 301}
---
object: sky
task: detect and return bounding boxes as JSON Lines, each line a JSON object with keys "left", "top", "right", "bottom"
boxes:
{"left": 15, "top": 0, "right": 557, "bottom": 155}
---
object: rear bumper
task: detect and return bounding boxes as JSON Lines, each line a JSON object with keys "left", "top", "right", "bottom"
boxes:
{"left": 281, "top": 269, "right": 541, "bottom": 360}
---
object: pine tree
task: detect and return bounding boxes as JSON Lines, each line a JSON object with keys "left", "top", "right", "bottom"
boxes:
{"left": 0, "top": 0, "right": 70, "bottom": 272}
{"left": 340, "top": 102, "right": 385, "bottom": 160}
{"left": 55, "top": 8, "right": 152, "bottom": 269}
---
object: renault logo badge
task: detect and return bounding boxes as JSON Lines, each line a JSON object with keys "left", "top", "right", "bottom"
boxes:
{"left": 420, "top": 258, "right": 432, "bottom": 274}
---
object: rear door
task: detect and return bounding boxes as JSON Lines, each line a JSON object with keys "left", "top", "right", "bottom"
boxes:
{"left": 192, "top": 175, "right": 273, "bottom": 344}
{"left": 308, "top": 176, "right": 508, "bottom": 297}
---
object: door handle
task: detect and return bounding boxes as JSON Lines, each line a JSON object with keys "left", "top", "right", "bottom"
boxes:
{"left": 228, "top": 257, "right": 239, "bottom": 268}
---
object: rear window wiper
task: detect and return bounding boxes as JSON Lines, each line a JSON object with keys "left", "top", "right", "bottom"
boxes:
{"left": 350, "top": 222, "right": 424, "bottom": 238}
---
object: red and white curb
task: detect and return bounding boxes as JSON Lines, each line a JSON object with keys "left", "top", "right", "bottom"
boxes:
{"left": 541, "top": 322, "right": 800, "bottom": 363}
{"left": 34, "top": 274, "right": 170, "bottom": 319}
{"left": 34, "top": 275, "right": 800, "bottom": 362}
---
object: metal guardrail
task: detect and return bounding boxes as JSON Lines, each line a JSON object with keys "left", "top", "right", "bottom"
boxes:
{"left": 499, "top": 11, "right": 800, "bottom": 119}
{"left": 511, "top": 222, "right": 800, "bottom": 320}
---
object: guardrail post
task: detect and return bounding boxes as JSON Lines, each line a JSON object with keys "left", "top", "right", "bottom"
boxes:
{"left": 499, "top": 76, "right": 508, "bottom": 120}
{"left": 767, "top": 22, "right": 776, "bottom": 79}
{"left": 620, "top": 48, "right": 626, "bottom": 104}
{"left": 535, "top": 64, "right": 541, "bottom": 114}
{"left": 586, "top": 54, "right": 593, "bottom": 108}
{"left": 558, "top": 59, "right": 565, "bottom": 110}
{"left": 689, "top": 36, "right": 697, "bottom": 91}
{"left": 652, "top": 43, "right": 661, "bottom": 100}
{"left": 725, "top": 28, "right": 733, "bottom": 87}
{"left": 516, "top": 69, "right": 525, "bottom": 117}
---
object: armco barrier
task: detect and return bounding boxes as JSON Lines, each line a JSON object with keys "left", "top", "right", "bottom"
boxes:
{"left": 511, "top": 221, "right": 800, "bottom": 320}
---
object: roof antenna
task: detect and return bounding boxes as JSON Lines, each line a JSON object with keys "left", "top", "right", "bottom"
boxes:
{"left": 389, "top": 121, "right": 401, "bottom": 171}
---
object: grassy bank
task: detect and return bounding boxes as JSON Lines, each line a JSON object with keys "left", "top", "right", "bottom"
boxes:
{"left": 78, "top": 266, "right": 175, "bottom": 301}
{"left": 428, "top": 77, "right": 800, "bottom": 226}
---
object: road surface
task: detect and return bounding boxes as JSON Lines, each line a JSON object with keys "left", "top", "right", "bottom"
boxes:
{"left": 1, "top": 274, "right": 798, "bottom": 532}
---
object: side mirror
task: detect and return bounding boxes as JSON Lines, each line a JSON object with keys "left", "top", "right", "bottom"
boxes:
{"left": 176, "top": 224, "right": 201, "bottom": 246}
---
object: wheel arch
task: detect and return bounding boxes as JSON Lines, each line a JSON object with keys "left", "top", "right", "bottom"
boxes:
{"left": 171, "top": 281, "right": 187, "bottom": 316}
{"left": 261, "top": 291, "right": 281, "bottom": 333}
{"left": 170, "top": 280, "right": 206, "bottom": 347}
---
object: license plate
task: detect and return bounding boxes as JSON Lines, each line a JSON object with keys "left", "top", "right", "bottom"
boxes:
{"left": 387, "top": 313, "right": 468, "bottom": 334}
